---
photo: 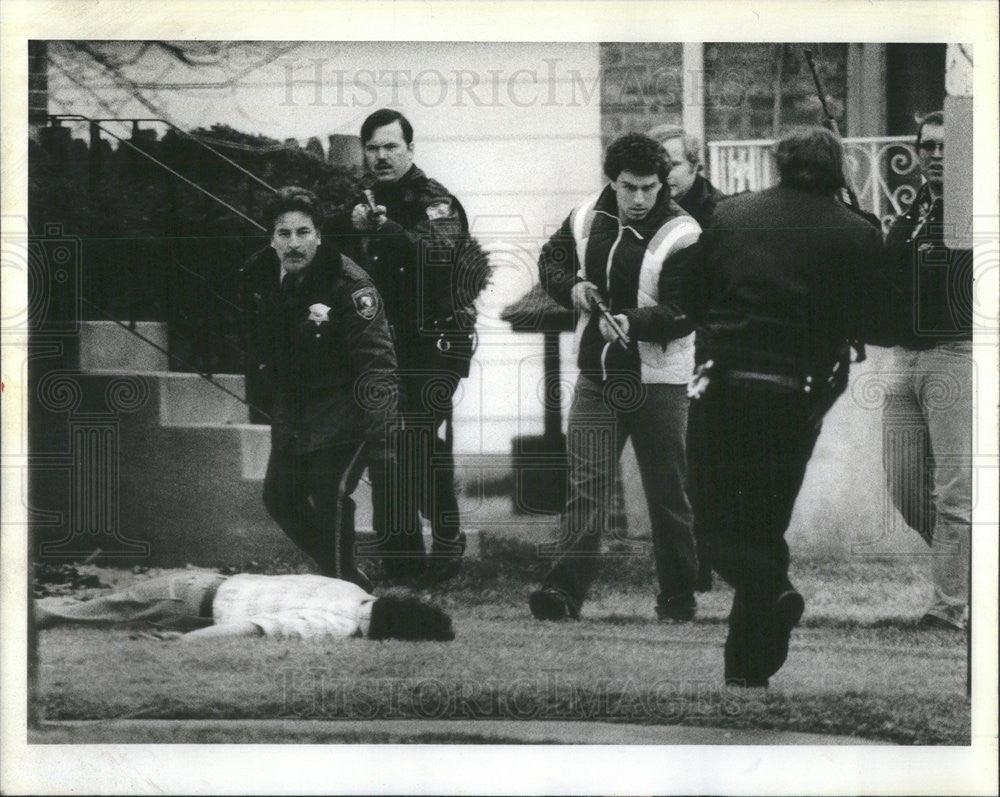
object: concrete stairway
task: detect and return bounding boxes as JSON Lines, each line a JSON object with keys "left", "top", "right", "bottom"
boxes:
{"left": 35, "top": 322, "right": 533, "bottom": 568}
{"left": 33, "top": 322, "right": 315, "bottom": 567}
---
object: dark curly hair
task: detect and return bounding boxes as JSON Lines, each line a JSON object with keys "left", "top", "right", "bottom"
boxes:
{"left": 368, "top": 595, "right": 455, "bottom": 641}
{"left": 263, "top": 186, "right": 325, "bottom": 234}
{"left": 603, "top": 133, "right": 670, "bottom": 183}
{"left": 773, "top": 127, "right": 845, "bottom": 196}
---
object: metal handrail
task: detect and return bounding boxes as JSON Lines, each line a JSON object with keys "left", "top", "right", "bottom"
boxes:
{"left": 46, "top": 114, "right": 270, "bottom": 230}
{"left": 48, "top": 113, "right": 279, "bottom": 195}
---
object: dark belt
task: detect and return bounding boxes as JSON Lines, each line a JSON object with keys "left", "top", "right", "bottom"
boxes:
{"left": 725, "top": 369, "right": 820, "bottom": 394}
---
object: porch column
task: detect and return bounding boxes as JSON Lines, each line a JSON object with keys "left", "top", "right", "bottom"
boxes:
{"left": 682, "top": 43, "right": 706, "bottom": 161}
{"left": 846, "top": 44, "right": 887, "bottom": 137}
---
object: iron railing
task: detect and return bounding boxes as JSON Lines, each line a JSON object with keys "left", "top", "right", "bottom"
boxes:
{"left": 708, "top": 136, "right": 920, "bottom": 231}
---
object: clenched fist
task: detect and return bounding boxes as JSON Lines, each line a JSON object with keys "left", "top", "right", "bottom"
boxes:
{"left": 571, "top": 280, "right": 601, "bottom": 312}
{"left": 351, "top": 203, "right": 387, "bottom": 232}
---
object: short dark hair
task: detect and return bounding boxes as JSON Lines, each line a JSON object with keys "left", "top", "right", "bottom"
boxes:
{"left": 773, "top": 126, "right": 845, "bottom": 195}
{"left": 916, "top": 110, "right": 944, "bottom": 145}
{"left": 264, "top": 186, "right": 324, "bottom": 234}
{"left": 603, "top": 133, "right": 670, "bottom": 183}
{"left": 368, "top": 595, "right": 455, "bottom": 641}
{"left": 360, "top": 108, "right": 414, "bottom": 145}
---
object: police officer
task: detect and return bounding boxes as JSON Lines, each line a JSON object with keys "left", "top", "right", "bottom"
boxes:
{"left": 333, "top": 108, "right": 489, "bottom": 583}
{"left": 682, "top": 127, "right": 883, "bottom": 686}
{"left": 648, "top": 123, "right": 728, "bottom": 593}
{"left": 648, "top": 123, "right": 727, "bottom": 229}
{"left": 244, "top": 187, "right": 400, "bottom": 591}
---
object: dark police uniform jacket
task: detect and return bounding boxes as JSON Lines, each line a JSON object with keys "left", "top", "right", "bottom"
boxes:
{"left": 675, "top": 173, "right": 726, "bottom": 229}
{"left": 330, "top": 165, "right": 488, "bottom": 376}
{"left": 243, "top": 244, "right": 398, "bottom": 456}
{"left": 537, "top": 184, "right": 700, "bottom": 384}
{"left": 682, "top": 184, "right": 883, "bottom": 379}
{"left": 879, "top": 183, "right": 973, "bottom": 349}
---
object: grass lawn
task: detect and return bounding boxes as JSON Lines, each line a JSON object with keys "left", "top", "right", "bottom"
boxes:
{"left": 32, "top": 537, "right": 970, "bottom": 745}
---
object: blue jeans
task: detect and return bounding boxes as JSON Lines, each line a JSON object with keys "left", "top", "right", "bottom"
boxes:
{"left": 35, "top": 571, "right": 225, "bottom": 629}
{"left": 541, "top": 376, "right": 696, "bottom": 608}
{"left": 882, "top": 342, "right": 973, "bottom": 626}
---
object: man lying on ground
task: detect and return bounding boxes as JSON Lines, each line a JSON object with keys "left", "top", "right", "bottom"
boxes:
{"left": 34, "top": 570, "right": 455, "bottom": 642}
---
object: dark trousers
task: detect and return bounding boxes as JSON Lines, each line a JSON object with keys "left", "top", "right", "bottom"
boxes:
{"left": 542, "top": 376, "right": 696, "bottom": 608}
{"left": 263, "top": 442, "right": 368, "bottom": 578}
{"left": 688, "top": 381, "right": 821, "bottom": 677}
{"left": 388, "top": 371, "right": 463, "bottom": 555}
{"left": 685, "top": 409, "right": 714, "bottom": 588}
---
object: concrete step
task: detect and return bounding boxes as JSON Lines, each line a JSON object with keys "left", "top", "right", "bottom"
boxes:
{"left": 79, "top": 321, "right": 170, "bottom": 372}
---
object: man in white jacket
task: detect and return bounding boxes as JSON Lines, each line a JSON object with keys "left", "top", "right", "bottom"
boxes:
{"left": 35, "top": 569, "right": 454, "bottom": 642}
{"left": 529, "top": 133, "right": 701, "bottom": 623}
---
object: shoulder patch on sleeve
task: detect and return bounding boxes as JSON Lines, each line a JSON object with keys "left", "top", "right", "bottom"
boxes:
{"left": 425, "top": 198, "right": 454, "bottom": 221}
{"left": 351, "top": 286, "right": 381, "bottom": 320}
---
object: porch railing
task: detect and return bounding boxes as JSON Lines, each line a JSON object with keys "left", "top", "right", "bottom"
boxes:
{"left": 708, "top": 136, "right": 920, "bottom": 231}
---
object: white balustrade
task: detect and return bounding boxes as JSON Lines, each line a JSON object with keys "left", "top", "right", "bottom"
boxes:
{"left": 708, "top": 136, "right": 920, "bottom": 232}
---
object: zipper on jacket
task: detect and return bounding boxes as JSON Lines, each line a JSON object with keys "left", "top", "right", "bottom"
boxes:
{"left": 593, "top": 210, "right": 642, "bottom": 382}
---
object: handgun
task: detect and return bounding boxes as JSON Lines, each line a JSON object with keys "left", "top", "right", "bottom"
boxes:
{"left": 362, "top": 189, "right": 384, "bottom": 220}
{"left": 587, "top": 289, "right": 630, "bottom": 349}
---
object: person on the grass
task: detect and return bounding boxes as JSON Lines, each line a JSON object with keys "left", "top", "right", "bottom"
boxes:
{"left": 242, "top": 187, "right": 400, "bottom": 592}
{"left": 681, "top": 126, "right": 883, "bottom": 687}
{"left": 529, "top": 133, "right": 701, "bottom": 624}
{"left": 34, "top": 570, "right": 455, "bottom": 641}
{"left": 879, "top": 110, "right": 972, "bottom": 632}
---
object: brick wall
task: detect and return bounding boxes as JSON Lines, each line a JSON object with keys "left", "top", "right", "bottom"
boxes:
{"left": 599, "top": 42, "right": 684, "bottom": 148}
{"left": 705, "top": 43, "right": 848, "bottom": 140}
{"left": 600, "top": 42, "right": 848, "bottom": 147}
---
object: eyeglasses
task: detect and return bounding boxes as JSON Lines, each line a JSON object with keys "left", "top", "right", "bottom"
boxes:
{"left": 918, "top": 140, "right": 945, "bottom": 153}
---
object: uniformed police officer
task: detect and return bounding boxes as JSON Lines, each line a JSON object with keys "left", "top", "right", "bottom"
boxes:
{"left": 244, "top": 187, "right": 401, "bottom": 591}
{"left": 332, "top": 108, "right": 490, "bottom": 583}
{"left": 682, "top": 127, "right": 883, "bottom": 686}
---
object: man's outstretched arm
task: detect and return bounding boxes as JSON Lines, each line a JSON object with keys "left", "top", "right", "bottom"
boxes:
{"left": 180, "top": 621, "right": 264, "bottom": 641}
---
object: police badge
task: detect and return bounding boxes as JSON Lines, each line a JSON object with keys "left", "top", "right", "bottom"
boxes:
{"left": 352, "top": 287, "right": 380, "bottom": 320}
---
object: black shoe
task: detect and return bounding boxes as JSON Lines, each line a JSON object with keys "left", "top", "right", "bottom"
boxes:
{"left": 758, "top": 589, "right": 805, "bottom": 679}
{"left": 724, "top": 675, "right": 769, "bottom": 689}
{"left": 419, "top": 555, "right": 462, "bottom": 586}
{"left": 419, "top": 531, "right": 467, "bottom": 586}
{"left": 657, "top": 593, "right": 696, "bottom": 623}
{"left": 694, "top": 569, "right": 714, "bottom": 593}
{"left": 380, "top": 555, "right": 425, "bottom": 585}
{"left": 918, "top": 612, "right": 965, "bottom": 631}
{"left": 343, "top": 567, "right": 374, "bottom": 594}
{"left": 529, "top": 587, "right": 580, "bottom": 621}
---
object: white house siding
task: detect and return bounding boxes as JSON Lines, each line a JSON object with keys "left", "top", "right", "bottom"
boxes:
{"left": 48, "top": 41, "right": 604, "bottom": 453}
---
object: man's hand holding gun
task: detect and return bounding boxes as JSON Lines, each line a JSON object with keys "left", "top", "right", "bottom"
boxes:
{"left": 571, "top": 281, "right": 630, "bottom": 349}
{"left": 351, "top": 189, "right": 388, "bottom": 232}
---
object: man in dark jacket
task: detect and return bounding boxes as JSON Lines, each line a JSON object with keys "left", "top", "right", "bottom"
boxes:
{"left": 528, "top": 133, "right": 701, "bottom": 623}
{"left": 648, "top": 123, "right": 726, "bottom": 229}
{"left": 244, "top": 187, "right": 402, "bottom": 591}
{"left": 649, "top": 123, "right": 728, "bottom": 593}
{"left": 682, "top": 127, "right": 883, "bottom": 686}
{"left": 879, "top": 111, "right": 972, "bottom": 631}
{"left": 331, "top": 109, "right": 489, "bottom": 583}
